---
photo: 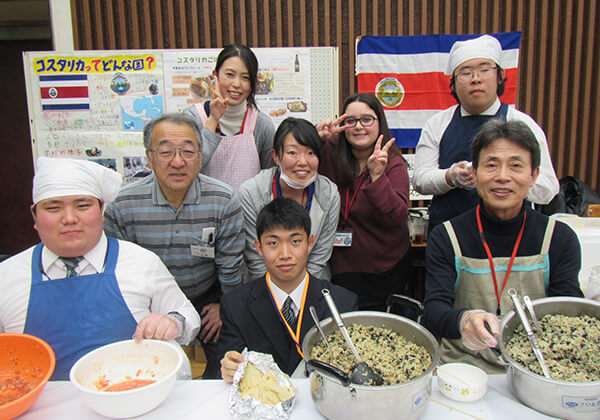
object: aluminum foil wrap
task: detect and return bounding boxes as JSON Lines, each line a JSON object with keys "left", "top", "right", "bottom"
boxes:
{"left": 229, "top": 349, "right": 298, "bottom": 420}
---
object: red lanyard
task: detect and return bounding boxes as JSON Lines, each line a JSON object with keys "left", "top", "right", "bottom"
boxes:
{"left": 343, "top": 170, "right": 368, "bottom": 225}
{"left": 476, "top": 204, "right": 527, "bottom": 315}
{"left": 265, "top": 272, "right": 310, "bottom": 360}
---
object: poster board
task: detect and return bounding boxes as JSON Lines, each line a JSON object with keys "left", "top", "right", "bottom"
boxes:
{"left": 23, "top": 47, "right": 338, "bottom": 182}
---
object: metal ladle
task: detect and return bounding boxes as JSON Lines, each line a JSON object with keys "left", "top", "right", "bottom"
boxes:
{"left": 309, "top": 305, "right": 333, "bottom": 363}
{"left": 321, "top": 289, "right": 383, "bottom": 385}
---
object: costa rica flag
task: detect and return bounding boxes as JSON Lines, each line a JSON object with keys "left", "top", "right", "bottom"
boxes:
{"left": 39, "top": 74, "right": 90, "bottom": 111}
{"left": 356, "top": 32, "right": 521, "bottom": 148}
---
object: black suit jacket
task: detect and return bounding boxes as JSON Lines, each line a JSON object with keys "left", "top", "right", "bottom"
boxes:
{"left": 209, "top": 275, "right": 358, "bottom": 377}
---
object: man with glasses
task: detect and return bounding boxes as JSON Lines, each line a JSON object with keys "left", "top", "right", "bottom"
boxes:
{"left": 104, "top": 113, "right": 243, "bottom": 378}
{"left": 414, "top": 35, "right": 559, "bottom": 232}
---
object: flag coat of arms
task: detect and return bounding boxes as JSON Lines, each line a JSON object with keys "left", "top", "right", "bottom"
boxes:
{"left": 356, "top": 32, "right": 521, "bottom": 148}
{"left": 39, "top": 74, "right": 90, "bottom": 111}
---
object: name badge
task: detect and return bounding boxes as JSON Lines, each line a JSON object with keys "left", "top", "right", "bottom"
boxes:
{"left": 191, "top": 243, "right": 215, "bottom": 258}
{"left": 191, "top": 227, "right": 216, "bottom": 258}
{"left": 333, "top": 228, "right": 353, "bottom": 247}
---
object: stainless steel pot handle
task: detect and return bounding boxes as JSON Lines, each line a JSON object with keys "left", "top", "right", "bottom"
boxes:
{"left": 386, "top": 294, "right": 425, "bottom": 324}
{"left": 306, "top": 359, "right": 351, "bottom": 387}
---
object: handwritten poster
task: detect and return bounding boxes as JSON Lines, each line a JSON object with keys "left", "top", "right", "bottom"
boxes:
{"left": 24, "top": 48, "right": 338, "bottom": 179}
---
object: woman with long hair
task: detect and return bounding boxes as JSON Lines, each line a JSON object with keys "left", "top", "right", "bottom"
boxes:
{"left": 239, "top": 117, "right": 340, "bottom": 281}
{"left": 183, "top": 44, "right": 275, "bottom": 191}
{"left": 317, "top": 93, "right": 411, "bottom": 311}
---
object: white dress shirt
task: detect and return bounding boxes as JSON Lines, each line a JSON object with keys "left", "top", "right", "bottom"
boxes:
{"left": 414, "top": 98, "right": 559, "bottom": 204}
{"left": 0, "top": 233, "right": 201, "bottom": 344}
{"left": 269, "top": 272, "right": 309, "bottom": 319}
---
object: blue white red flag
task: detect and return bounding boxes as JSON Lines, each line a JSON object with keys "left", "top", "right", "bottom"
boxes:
{"left": 39, "top": 74, "right": 90, "bottom": 111}
{"left": 356, "top": 32, "right": 521, "bottom": 148}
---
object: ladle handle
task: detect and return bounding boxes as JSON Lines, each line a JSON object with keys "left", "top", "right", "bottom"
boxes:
{"left": 309, "top": 305, "right": 333, "bottom": 361}
{"left": 508, "top": 289, "right": 551, "bottom": 378}
{"left": 509, "top": 289, "right": 534, "bottom": 336}
{"left": 306, "top": 359, "right": 351, "bottom": 387}
{"left": 523, "top": 296, "right": 540, "bottom": 329}
{"left": 322, "top": 289, "right": 362, "bottom": 361}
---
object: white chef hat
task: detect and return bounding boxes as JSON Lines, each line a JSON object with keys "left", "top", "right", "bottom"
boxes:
{"left": 32, "top": 157, "right": 122, "bottom": 205}
{"left": 445, "top": 35, "right": 502, "bottom": 75}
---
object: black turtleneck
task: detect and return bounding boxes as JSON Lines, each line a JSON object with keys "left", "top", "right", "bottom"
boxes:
{"left": 423, "top": 200, "right": 583, "bottom": 339}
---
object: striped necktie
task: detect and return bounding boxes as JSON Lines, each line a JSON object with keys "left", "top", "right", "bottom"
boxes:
{"left": 282, "top": 296, "right": 297, "bottom": 328}
{"left": 60, "top": 256, "right": 83, "bottom": 277}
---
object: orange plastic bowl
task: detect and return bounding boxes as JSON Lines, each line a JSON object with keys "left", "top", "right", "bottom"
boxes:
{"left": 0, "top": 333, "right": 55, "bottom": 420}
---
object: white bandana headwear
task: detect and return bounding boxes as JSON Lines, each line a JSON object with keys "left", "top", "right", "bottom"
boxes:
{"left": 32, "top": 157, "right": 122, "bottom": 205}
{"left": 445, "top": 35, "right": 502, "bottom": 75}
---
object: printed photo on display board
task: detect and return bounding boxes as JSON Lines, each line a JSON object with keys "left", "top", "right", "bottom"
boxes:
{"left": 162, "top": 48, "right": 312, "bottom": 126}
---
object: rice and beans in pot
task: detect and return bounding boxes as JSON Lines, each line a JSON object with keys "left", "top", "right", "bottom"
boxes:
{"left": 310, "top": 324, "right": 432, "bottom": 386}
{"left": 506, "top": 314, "right": 600, "bottom": 382}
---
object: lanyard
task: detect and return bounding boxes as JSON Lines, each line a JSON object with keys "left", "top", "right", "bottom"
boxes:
{"left": 265, "top": 271, "right": 310, "bottom": 360}
{"left": 476, "top": 204, "right": 527, "bottom": 315}
{"left": 343, "top": 169, "right": 368, "bottom": 226}
{"left": 272, "top": 171, "right": 314, "bottom": 212}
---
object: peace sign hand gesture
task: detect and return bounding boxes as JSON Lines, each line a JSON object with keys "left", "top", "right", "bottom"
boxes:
{"left": 207, "top": 75, "right": 230, "bottom": 125}
{"left": 315, "top": 113, "right": 349, "bottom": 142}
{"left": 367, "top": 135, "right": 394, "bottom": 182}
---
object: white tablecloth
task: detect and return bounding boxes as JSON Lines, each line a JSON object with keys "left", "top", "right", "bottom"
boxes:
{"left": 20, "top": 374, "right": 559, "bottom": 419}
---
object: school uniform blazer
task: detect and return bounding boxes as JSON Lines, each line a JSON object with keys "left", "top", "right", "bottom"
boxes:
{"left": 212, "top": 275, "right": 358, "bottom": 376}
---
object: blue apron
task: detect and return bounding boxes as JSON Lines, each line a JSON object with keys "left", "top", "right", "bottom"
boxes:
{"left": 24, "top": 237, "right": 138, "bottom": 380}
{"left": 429, "top": 103, "right": 509, "bottom": 232}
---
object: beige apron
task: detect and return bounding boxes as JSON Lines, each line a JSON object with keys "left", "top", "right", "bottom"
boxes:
{"left": 440, "top": 218, "right": 556, "bottom": 373}
{"left": 196, "top": 104, "right": 261, "bottom": 191}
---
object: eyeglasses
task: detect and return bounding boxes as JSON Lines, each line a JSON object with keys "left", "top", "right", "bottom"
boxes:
{"left": 455, "top": 65, "right": 498, "bottom": 83}
{"left": 150, "top": 145, "right": 200, "bottom": 161}
{"left": 342, "top": 115, "right": 378, "bottom": 128}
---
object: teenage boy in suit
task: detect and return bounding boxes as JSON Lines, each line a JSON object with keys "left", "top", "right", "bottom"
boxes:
{"left": 216, "top": 198, "right": 358, "bottom": 381}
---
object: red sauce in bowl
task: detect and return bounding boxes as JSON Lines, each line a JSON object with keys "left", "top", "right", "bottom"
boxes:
{"left": 102, "top": 379, "right": 156, "bottom": 392}
{"left": 0, "top": 374, "right": 34, "bottom": 405}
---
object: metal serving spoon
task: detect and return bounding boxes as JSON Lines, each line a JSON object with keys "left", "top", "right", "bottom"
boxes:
{"left": 523, "top": 295, "right": 540, "bottom": 330}
{"left": 309, "top": 305, "right": 333, "bottom": 363}
{"left": 508, "top": 288, "right": 551, "bottom": 378}
{"left": 321, "top": 289, "right": 383, "bottom": 385}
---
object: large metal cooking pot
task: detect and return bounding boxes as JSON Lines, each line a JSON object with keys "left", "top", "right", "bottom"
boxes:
{"left": 301, "top": 311, "right": 440, "bottom": 420}
{"left": 498, "top": 296, "right": 600, "bottom": 420}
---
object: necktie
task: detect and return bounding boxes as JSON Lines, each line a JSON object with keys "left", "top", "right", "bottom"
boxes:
{"left": 281, "top": 296, "right": 297, "bottom": 328}
{"left": 61, "top": 256, "right": 83, "bottom": 277}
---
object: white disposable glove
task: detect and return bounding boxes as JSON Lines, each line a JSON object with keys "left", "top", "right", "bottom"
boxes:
{"left": 459, "top": 310, "right": 500, "bottom": 351}
{"left": 447, "top": 161, "right": 476, "bottom": 190}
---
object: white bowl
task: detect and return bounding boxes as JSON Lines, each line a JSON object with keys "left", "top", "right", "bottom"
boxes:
{"left": 437, "top": 363, "right": 488, "bottom": 402}
{"left": 69, "top": 339, "right": 182, "bottom": 418}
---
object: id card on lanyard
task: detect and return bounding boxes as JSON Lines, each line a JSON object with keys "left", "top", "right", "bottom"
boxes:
{"left": 265, "top": 272, "right": 309, "bottom": 360}
{"left": 334, "top": 170, "right": 368, "bottom": 247}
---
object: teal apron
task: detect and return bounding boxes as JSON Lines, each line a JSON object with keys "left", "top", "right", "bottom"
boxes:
{"left": 440, "top": 217, "right": 556, "bottom": 373}
{"left": 24, "top": 237, "right": 138, "bottom": 380}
